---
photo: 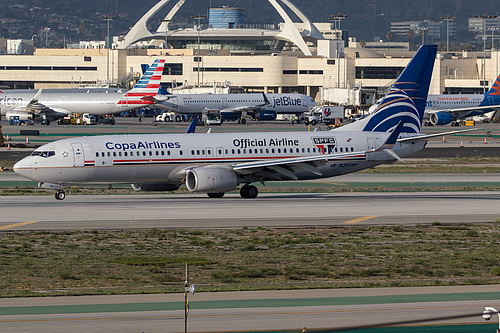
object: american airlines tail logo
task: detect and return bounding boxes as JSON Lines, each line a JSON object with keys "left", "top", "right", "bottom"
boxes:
{"left": 363, "top": 83, "right": 422, "bottom": 133}
{"left": 119, "top": 59, "right": 166, "bottom": 106}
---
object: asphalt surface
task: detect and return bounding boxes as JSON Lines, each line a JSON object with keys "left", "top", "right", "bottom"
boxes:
{"left": 0, "top": 286, "right": 498, "bottom": 332}
{"left": 1, "top": 191, "right": 499, "bottom": 229}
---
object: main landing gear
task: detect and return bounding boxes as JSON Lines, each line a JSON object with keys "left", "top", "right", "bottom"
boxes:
{"left": 240, "top": 185, "right": 258, "bottom": 199}
{"left": 55, "top": 190, "right": 66, "bottom": 200}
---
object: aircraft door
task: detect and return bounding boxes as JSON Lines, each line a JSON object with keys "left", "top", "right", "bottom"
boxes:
{"left": 222, "top": 97, "right": 228, "bottom": 108}
{"left": 170, "top": 96, "right": 178, "bottom": 108}
{"left": 302, "top": 95, "right": 308, "bottom": 107}
{"left": 71, "top": 143, "right": 85, "bottom": 167}
{"left": 366, "top": 138, "right": 376, "bottom": 161}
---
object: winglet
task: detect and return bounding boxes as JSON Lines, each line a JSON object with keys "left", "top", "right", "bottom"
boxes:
{"left": 262, "top": 92, "right": 270, "bottom": 105}
{"left": 186, "top": 117, "right": 197, "bottom": 133}
{"left": 32, "top": 88, "right": 43, "bottom": 103}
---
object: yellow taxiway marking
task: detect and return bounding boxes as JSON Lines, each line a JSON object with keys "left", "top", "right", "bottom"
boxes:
{"left": 342, "top": 216, "right": 378, "bottom": 224}
{"left": 0, "top": 221, "right": 40, "bottom": 230}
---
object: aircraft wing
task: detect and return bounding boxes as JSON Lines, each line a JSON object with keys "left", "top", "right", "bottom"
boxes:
{"left": 231, "top": 151, "right": 368, "bottom": 179}
{"left": 397, "top": 128, "right": 478, "bottom": 143}
{"left": 232, "top": 122, "right": 405, "bottom": 179}
{"left": 11, "top": 89, "right": 58, "bottom": 115}
{"left": 219, "top": 92, "right": 270, "bottom": 114}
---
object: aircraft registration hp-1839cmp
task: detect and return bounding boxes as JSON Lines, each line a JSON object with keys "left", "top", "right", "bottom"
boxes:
{"left": 0, "top": 59, "right": 166, "bottom": 124}
{"left": 14, "top": 45, "right": 469, "bottom": 200}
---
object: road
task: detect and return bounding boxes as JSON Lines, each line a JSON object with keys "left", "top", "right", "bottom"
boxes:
{"left": 0, "top": 286, "right": 498, "bottom": 332}
{"left": 1, "top": 191, "right": 499, "bottom": 230}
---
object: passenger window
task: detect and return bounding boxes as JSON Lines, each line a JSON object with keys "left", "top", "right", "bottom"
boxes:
{"left": 124, "top": 152, "right": 128, "bottom": 157}
{"left": 307, "top": 148, "right": 310, "bottom": 153}
{"left": 271, "top": 149, "right": 275, "bottom": 153}
{"left": 149, "top": 151, "right": 152, "bottom": 156}
{"left": 232, "top": 149, "right": 235, "bottom": 154}
{"left": 107, "top": 152, "right": 111, "bottom": 157}
{"left": 95, "top": 152, "right": 99, "bottom": 158}
{"left": 351, "top": 147, "right": 354, "bottom": 152}
{"left": 266, "top": 149, "right": 269, "bottom": 153}
{"left": 143, "top": 151, "right": 146, "bottom": 156}
{"left": 197, "top": 150, "right": 200, "bottom": 155}
{"left": 161, "top": 151, "right": 164, "bottom": 156}
{"left": 180, "top": 151, "right": 183, "bottom": 155}
{"left": 278, "top": 149, "right": 281, "bottom": 153}
{"left": 312, "top": 148, "right": 316, "bottom": 153}
{"left": 243, "top": 149, "right": 246, "bottom": 154}
{"left": 191, "top": 150, "right": 195, "bottom": 155}
{"left": 340, "top": 147, "right": 343, "bottom": 152}
{"left": 102, "top": 152, "right": 105, "bottom": 157}
{"left": 167, "top": 151, "right": 171, "bottom": 155}
{"left": 156, "top": 151, "right": 159, "bottom": 156}
{"left": 119, "top": 152, "right": 122, "bottom": 157}
{"left": 113, "top": 152, "right": 116, "bottom": 157}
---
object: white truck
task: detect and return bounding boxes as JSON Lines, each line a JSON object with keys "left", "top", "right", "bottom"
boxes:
{"left": 300, "top": 106, "right": 344, "bottom": 126}
{"left": 155, "top": 112, "right": 184, "bottom": 122}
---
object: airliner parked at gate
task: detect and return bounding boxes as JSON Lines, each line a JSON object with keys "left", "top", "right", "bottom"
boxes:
{"left": 0, "top": 59, "right": 165, "bottom": 124}
{"left": 13, "top": 45, "right": 471, "bottom": 200}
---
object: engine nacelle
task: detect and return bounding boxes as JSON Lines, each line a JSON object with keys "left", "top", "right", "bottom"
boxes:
{"left": 6, "top": 111, "right": 32, "bottom": 121}
{"left": 131, "top": 183, "right": 180, "bottom": 192}
{"left": 254, "top": 110, "right": 277, "bottom": 121}
{"left": 429, "top": 112, "right": 453, "bottom": 126}
{"left": 185, "top": 167, "right": 238, "bottom": 193}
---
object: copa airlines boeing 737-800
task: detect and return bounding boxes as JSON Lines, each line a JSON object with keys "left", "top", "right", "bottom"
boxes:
{"left": 156, "top": 92, "right": 317, "bottom": 123}
{"left": 369, "top": 74, "right": 500, "bottom": 126}
{"left": 14, "top": 45, "right": 469, "bottom": 200}
{"left": 0, "top": 59, "right": 165, "bottom": 124}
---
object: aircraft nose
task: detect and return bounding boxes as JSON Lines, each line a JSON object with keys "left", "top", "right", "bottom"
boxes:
{"left": 13, "top": 157, "right": 33, "bottom": 180}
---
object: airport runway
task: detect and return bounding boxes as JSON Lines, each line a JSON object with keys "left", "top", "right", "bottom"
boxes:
{"left": 0, "top": 286, "right": 498, "bottom": 332}
{"left": 1, "top": 191, "right": 499, "bottom": 230}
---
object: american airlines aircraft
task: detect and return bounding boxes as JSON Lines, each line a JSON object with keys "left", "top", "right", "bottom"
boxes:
{"left": 156, "top": 92, "right": 317, "bottom": 124}
{"left": 369, "top": 74, "right": 500, "bottom": 126}
{"left": 14, "top": 45, "right": 469, "bottom": 200}
{"left": 0, "top": 59, "right": 165, "bottom": 124}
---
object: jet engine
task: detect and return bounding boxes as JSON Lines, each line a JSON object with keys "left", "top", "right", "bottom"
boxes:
{"left": 185, "top": 166, "right": 238, "bottom": 193}
{"left": 429, "top": 112, "right": 453, "bottom": 126}
{"left": 131, "top": 183, "right": 180, "bottom": 191}
{"left": 6, "top": 111, "right": 33, "bottom": 121}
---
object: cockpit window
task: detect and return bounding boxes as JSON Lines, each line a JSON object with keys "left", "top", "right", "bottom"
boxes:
{"left": 31, "top": 151, "right": 55, "bottom": 158}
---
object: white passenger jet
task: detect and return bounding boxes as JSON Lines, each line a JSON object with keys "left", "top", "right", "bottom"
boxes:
{"left": 13, "top": 45, "right": 469, "bottom": 200}
{"left": 0, "top": 59, "right": 165, "bottom": 124}
{"left": 369, "top": 74, "right": 500, "bottom": 126}
{"left": 156, "top": 91, "right": 317, "bottom": 123}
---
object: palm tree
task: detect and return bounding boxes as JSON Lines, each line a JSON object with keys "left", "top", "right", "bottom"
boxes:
{"left": 386, "top": 32, "right": 393, "bottom": 42}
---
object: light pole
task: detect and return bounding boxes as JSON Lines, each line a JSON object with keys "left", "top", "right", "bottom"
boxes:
{"left": 482, "top": 307, "right": 500, "bottom": 332}
{"left": 44, "top": 28, "right": 50, "bottom": 48}
{"left": 474, "top": 14, "right": 497, "bottom": 93}
{"left": 441, "top": 15, "right": 455, "bottom": 52}
{"left": 102, "top": 15, "right": 115, "bottom": 85}
{"left": 160, "top": 19, "right": 174, "bottom": 50}
{"left": 329, "top": 14, "right": 347, "bottom": 88}
{"left": 191, "top": 14, "right": 206, "bottom": 88}
{"left": 420, "top": 26, "right": 428, "bottom": 46}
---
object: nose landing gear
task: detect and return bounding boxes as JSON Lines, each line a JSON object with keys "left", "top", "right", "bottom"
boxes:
{"left": 55, "top": 190, "right": 66, "bottom": 200}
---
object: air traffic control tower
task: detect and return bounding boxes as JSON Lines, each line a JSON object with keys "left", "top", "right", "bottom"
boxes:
{"left": 208, "top": 7, "right": 245, "bottom": 29}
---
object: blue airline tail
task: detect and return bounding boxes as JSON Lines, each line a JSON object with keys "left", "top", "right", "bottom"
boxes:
{"left": 355, "top": 45, "right": 437, "bottom": 134}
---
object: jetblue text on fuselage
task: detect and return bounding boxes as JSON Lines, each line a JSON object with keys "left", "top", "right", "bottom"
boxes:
{"left": 105, "top": 141, "right": 181, "bottom": 151}
{"left": 271, "top": 96, "right": 302, "bottom": 108}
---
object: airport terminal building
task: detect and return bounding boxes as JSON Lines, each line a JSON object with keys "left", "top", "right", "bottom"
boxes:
{"left": 0, "top": 0, "right": 498, "bottom": 110}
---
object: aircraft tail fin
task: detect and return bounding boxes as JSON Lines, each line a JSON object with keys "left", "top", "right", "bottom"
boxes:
{"left": 345, "top": 45, "right": 437, "bottom": 134}
{"left": 484, "top": 74, "right": 500, "bottom": 97}
{"left": 120, "top": 59, "right": 166, "bottom": 106}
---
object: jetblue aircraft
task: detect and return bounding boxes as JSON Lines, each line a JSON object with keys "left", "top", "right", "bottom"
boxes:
{"left": 0, "top": 59, "right": 165, "bottom": 124}
{"left": 369, "top": 74, "right": 500, "bottom": 126}
{"left": 13, "top": 45, "right": 469, "bottom": 200}
{"left": 156, "top": 92, "right": 317, "bottom": 124}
